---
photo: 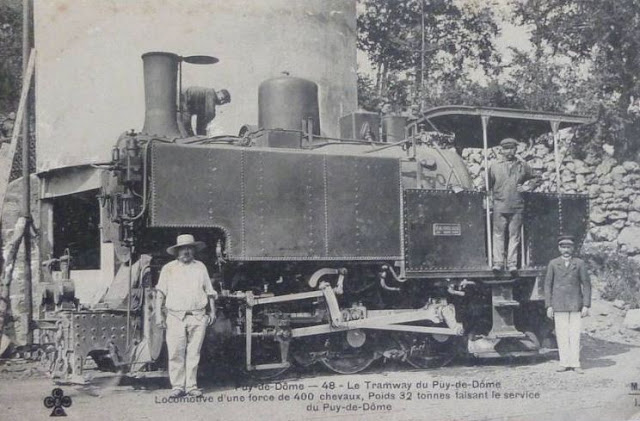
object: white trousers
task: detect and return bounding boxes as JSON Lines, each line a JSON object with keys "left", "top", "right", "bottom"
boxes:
{"left": 554, "top": 311, "right": 581, "bottom": 368}
{"left": 166, "top": 313, "right": 208, "bottom": 391}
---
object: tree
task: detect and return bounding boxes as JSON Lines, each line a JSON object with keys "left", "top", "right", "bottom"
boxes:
{"left": 357, "top": 0, "right": 501, "bottom": 111}
{"left": 504, "top": 48, "right": 581, "bottom": 112}
{"left": 512, "top": 0, "right": 640, "bottom": 157}
{"left": 357, "top": 72, "right": 411, "bottom": 112}
{"left": 0, "top": 3, "right": 21, "bottom": 114}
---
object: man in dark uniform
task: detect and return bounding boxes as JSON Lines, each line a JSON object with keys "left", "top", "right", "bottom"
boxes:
{"left": 488, "top": 138, "right": 539, "bottom": 274}
{"left": 544, "top": 235, "right": 591, "bottom": 373}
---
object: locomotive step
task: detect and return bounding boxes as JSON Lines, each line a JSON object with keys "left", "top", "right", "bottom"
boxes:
{"left": 492, "top": 299, "right": 520, "bottom": 307}
{"left": 472, "top": 350, "right": 538, "bottom": 358}
{"left": 252, "top": 362, "right": 291, "bottom": 371}
{"left": 490, "top": 331, "right": 527, "bottom": 339}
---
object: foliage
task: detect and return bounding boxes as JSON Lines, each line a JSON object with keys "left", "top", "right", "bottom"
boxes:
{"left": 357, "top": 71, "right": 412, "bottom": 112}
{"left": 421, "top": 78, "right": 520, "bottom": 110}
{"left": 0, "top": 3, "right": 21, "bottom": 114}
{"left": 357, "top": 73, "right": 378, "bottom": 112}
{"left": 514, "top": 0, "right": 640, "bottom": 109}
{"left": 582, "top": 245, "right": 640, "bottom": 309}
{"left": 357, "top": 0, "right": 640, "bottom": 157}
{"left": 511, "top": 0, "right": 640, "bottom": 157}
{"left": 357, "top": 0, "right": 501, "bottom": 112}
{"left": 503, "top": 49, "right": 576, "bottom": 112}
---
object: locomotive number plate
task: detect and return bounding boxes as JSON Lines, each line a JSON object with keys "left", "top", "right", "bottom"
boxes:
{"left": 432, "top": 223, "right": 461, "bottom": 236}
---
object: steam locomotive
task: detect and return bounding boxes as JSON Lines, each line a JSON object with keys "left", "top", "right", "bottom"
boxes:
{"left": 37, "top": 52, "right": 591, "bottom": 381}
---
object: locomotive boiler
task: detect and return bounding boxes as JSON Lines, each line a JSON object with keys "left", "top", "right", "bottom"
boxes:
{"left": 37, "top": 52, "right": 591, "bottom": 381}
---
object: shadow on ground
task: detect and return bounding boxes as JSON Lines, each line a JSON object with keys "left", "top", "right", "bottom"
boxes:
{"left": 580, "top": 334, "right": 637, "bottom": 369}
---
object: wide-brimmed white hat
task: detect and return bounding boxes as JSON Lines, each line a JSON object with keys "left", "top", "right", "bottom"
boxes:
{"left": 166, "top": 234, "right": 206, "bottom": 256}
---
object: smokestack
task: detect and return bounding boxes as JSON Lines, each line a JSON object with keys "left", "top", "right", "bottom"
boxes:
{"left": 141, "top": 52, "right": 181, "bottom": 138}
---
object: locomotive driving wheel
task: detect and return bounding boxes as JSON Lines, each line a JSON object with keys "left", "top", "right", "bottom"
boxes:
{"left": 397, "top": 333, "right": 458, "bottom": 369}
{"left": 319, "top": 330, "right": 377, "bottom": 375}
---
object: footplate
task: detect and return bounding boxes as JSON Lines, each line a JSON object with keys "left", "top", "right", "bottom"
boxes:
{"left": 468, "top": 334, "right": 539, "bottom": 358}
{"left": 485, "top": 281, "right": 526, "bottom": 339}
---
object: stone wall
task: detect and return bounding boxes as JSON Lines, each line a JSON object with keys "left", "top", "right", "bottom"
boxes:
{"left": 462, "top": 135, "right": 640, "bottom": 263}
{"left": 0, "top": 113, "right": 15, "bottom": 139}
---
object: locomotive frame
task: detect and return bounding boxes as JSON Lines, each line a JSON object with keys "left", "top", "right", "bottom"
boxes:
{"left": 35, "top": 51, "right": 593, "bottom": 382}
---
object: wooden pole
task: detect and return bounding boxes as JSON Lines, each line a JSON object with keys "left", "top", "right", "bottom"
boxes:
{"left": 420, "top": 0, "right": 425, "bottom": 101}
{"left": 0, "top": 48, "right": 35, "bottom": 355}
{"left": 0, "top": 217, "right": 28, "bottom": 354}
{"left": 22, "top": 0, "right": 33, "bottom": 345}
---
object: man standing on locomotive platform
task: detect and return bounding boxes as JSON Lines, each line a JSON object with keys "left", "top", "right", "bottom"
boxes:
{"left": 156, "top": 234, "right": 217, "bottom": 398}
{"left": 488, "top": 137, "right": 539, "bottom": 274}
{"left": 545, "top": 235, "right": 591, "bottom": 373}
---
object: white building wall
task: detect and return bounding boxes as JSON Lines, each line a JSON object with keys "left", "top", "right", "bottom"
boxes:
{"left": 34, "top": 0, "right": 357, "bottom": 172}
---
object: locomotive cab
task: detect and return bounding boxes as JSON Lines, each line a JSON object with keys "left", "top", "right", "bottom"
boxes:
{"left": 400, "top": 106, "right": 592, "bottom": 356}
{"left": 405, "top": 106, "right": 592, "bottom": 272}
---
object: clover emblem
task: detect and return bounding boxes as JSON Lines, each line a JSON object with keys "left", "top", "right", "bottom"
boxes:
{"left": 43, "top": 388, "right": 72, "bottom": 417}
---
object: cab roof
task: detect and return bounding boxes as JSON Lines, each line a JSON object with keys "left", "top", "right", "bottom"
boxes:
{"left": 417, "top": 105, "right": 594, "bottom": 149}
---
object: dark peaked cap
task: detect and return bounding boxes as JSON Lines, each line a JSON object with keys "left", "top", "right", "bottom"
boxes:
{"left": 499, "top": 138, "right": 518, "bottom": 148}
{"left": 557, "top": 235, "right": 575, "bottom": 245}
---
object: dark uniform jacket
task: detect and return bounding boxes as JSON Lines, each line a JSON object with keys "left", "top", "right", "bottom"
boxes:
{"left": 544, "top": 256, "right": 591, "bottom": 312}
{"left": 488, "top": 159, "right": 534, "bottom": 213}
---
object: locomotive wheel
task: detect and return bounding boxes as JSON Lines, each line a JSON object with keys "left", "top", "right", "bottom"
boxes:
{"left": 406, "top": 351, "right": 449, "bottom": 370}
{"left": 319, "top": 332, "right": 376, "bottom": 375}
{"left": 399, "top": 333, "right": 457, "bottom": 370}
{"left": 320, "top": 350, "right": 375, "bottom": 374}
